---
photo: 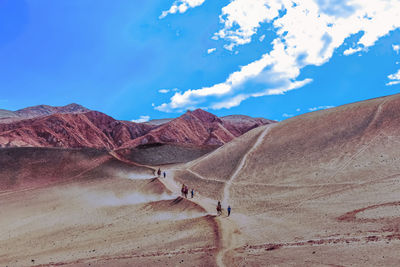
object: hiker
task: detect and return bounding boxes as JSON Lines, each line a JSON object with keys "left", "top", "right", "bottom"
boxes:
{"left": 191, "top": 188, "right": 194, "bottom": 198}
{"left": 157, "top": 168, "right": 161, "bottom": 177}
{"left": 184, "top": 185, "right": 188, "bottom": 198}
{"left": 181, "top": 184, "right": 186, "bottom": 197}
{"left": 163, "top": 171, "right": 166, "bottom": 178}
{"left": 227, "top": 205, "right": 231, "bottom": 216}
{"left": 216, "top": 201, "right": 222, "bottom": 216}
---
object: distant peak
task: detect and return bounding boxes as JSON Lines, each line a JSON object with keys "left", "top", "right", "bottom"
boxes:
{"left": 61, "top": 103, "right": 90, "bottom": 111}
{"left": 189, "top": 108, "right": 221, "bottom": 123}
{"left": 65, "top": 103, "right": 83, "bottom": 107}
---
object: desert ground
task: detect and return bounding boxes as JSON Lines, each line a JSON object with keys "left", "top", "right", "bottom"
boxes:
{"left": 2, "top": 94, "right": 400, "bottom": 266}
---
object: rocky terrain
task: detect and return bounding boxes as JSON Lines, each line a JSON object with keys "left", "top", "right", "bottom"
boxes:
{"left": 0, "top": 105, "right": 273, "bottom": 164}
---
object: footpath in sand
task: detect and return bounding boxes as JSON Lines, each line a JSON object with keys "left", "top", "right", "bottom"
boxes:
{"left": 156, "top": 168, "right": 241, "bottom": 267}
{"left": 155, "top": 126, "right": 275, "bottom": 267}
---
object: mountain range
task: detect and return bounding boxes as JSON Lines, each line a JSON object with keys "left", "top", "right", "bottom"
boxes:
{"left": 0, "top": 104, "right": 273, "bottom": 164}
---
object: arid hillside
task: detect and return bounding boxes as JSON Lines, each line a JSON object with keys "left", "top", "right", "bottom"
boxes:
{"left": 173, "top": 93, "right": 400, "bottom": 266}
{"left": 0, "top": 105, "right": 273, "bottom": 164}
{"left": 0, "top": 148, "right": 219, "bottom": 266}
{"left": 2, "top": 94, "right": 400, "bottom": 266}
{"left": 0, "top": 111, "right": 152, "bottom": 149}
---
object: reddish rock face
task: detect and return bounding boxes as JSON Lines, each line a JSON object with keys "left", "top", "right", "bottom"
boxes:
{"left": 118, "top": 109, "right": 273, "bottom": 149}
{"left": 0, "top": 105, "right": 273, "bottom": 151}
{"left": 221, "top": 115, "right": 276, "bottom": 137}
{"left": 0, "top": 103, "right": 90, "bottom": 123}
{"left": 0, "top": 111, "right": 154, "bottom": 149}
{"left": 15, "top": 103, "right": 90, "bottom": 118}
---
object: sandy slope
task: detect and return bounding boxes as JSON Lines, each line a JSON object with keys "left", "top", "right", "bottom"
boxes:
{"left": 171, "top": 93, "right": 400, "bottom": 266}
{"left": 4, "top": 94, "right": 400, "bottom": 266}
{"left": 0, "top": 150, "right": 221, "bottom": 267}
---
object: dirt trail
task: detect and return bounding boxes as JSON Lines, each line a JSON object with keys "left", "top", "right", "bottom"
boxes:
{"left": 153, "top": 125, "right": 274, "bottom": 267}
{"left": 222, "top": 125, "right": 274, "bottom": 204}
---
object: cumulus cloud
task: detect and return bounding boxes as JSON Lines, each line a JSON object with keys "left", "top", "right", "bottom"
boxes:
{"left": 259, "top": 34, "right": 266, "bottom": 42}
{"left": 160, "top": 0, "right": 205, "bottom": 19}
{"left": 132, "top": 115, "right": 150, "bottom": 123}
{"left": 393, "top": 44, "right": 400, "bottom": 54}
{"left": 343, "top": 47, "right": 363, "bottom": 55}
{"left": 214, "top": 0, "right": 281, "bottom": 50}
{"left": 282, "top": 113, "right": 294, "bottom": 118}
{"left": 207, "top": 48, "right": 216, "bottom": 54}
{"left": 157, "top": 0, "right": 400, "bottom": 112}
{"left": 308, "top": 105, "right": 335, "bottom": 111}
{"left": 386, "top": 69, "right": 400, "bottom": 86}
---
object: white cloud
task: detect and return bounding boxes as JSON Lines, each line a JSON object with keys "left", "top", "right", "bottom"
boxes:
{"left": 132, "top": 115, "right": 150, "bottom": 123}
{"left": 393, "top": 44, "right": 400, "bottom": 54}
{"left": 160, "top": 0, "right": 205, "bottom": 19}
{"left": 210, "top": 78, "right": 312, "bottom": 110}
{"left": 158, "top": 89, "right": 170, "bottom": 93}
{"left": 259, "top": 34, "right": 265, "bottom": 42}
{"left": 308, "top": 105, "right": 335, "bottom": 111}
{"left": 214, "top": 0, "right": 282, "bottom": 50}
{"left": 158, "top": 0, "right": 400, "bottom": 112}
{"left": 282, "top": 113, "right": 293, "bottom": 118}
{"left": 212, "top": 94, "right": 247, "bottom": 110}
{"left": 207, "top": 48, "right": 216, "bottom": 54}
{"left": 296, "top": 108, "right": 301, "bottom": 112}
{"left": 343, "top": 47, "right": 362, "bottom": 55}
{"left": 387, "top": 81, "right": 400, "bottom": 86}
{"left": 386, "top": 69, "right": 400, "bottom": 86}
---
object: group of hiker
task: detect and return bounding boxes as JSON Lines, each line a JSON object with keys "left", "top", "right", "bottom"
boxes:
{"left": 181, "top": 184, "right": 194, "bottom": 199}
{"left": 216, "top": 201, "right": 231, "bottom": 217}
{"left": 156, "top": 168, "right": 231, "bottom": 216}
{"left": 157, "top": 168, "right": 166, "bottom": 178}
{"left": 181, "top": 185, "right": 231, "bottom": 216}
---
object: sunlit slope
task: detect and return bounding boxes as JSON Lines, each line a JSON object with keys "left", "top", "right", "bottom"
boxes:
{"left": 176, "top": 94, "right": 400, "bottom": 266}
{"left": 231, "top": 94, "right": 400, "bottom": 212}
{"left": 185, "top": 94, "right": 400, "bottom": 210}
{"left": 173, "top": 126, "right": 266, "bottom": 200}
{"left": 190, "top": 126, "right": 266, "bottom": 182}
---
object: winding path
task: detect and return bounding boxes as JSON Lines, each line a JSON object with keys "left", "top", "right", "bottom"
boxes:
{"left": 221, "top": 125, "right": 275, "bottom": 205}
{"left": 155, "top": 125, "right": 274, "bottom": 267}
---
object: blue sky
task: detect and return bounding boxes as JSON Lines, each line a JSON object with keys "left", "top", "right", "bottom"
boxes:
{"left": 0, "top": 0, "right": 399, "bottom": 122}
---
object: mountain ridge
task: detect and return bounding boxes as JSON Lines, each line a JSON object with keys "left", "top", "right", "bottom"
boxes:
{"left": 0, "top": 104, "right": 274, "bottom": 164}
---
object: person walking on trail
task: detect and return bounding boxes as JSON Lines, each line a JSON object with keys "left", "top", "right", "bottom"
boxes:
{"left": 181, "top": 184, "right": 186, "bottom": 197}
{"left": 157, "top": 168, "right": 161, "bottom": 177}
{"left": 191, "top": 188, "right": 194, "bottom": 198}
{"left": 184, "top": 185, "right": 188, "bottom": 198}
{"left": 216, "top": 201, "right": 222, "bottom": 216}
{"left": 163, "top": 171, "right": 166, "bottom": 178}
{"left": 227, "top": 205, "right": 231, "bottom": 217}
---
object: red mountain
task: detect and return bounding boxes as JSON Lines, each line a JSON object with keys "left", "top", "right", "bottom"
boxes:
{"left": 0, "top": 111, "right": 153, "bottom": 149}
{"left": 0, "top": 105, "right": 274, "bottom": 163}
{"left": 221, "top": 115, "right": 275, "bottom": 137}
{"left": 0, "top": 103, "right": 89, "bottom": 123}
{"left": 118, "top": 109, "right": 272, "bottom": 149}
